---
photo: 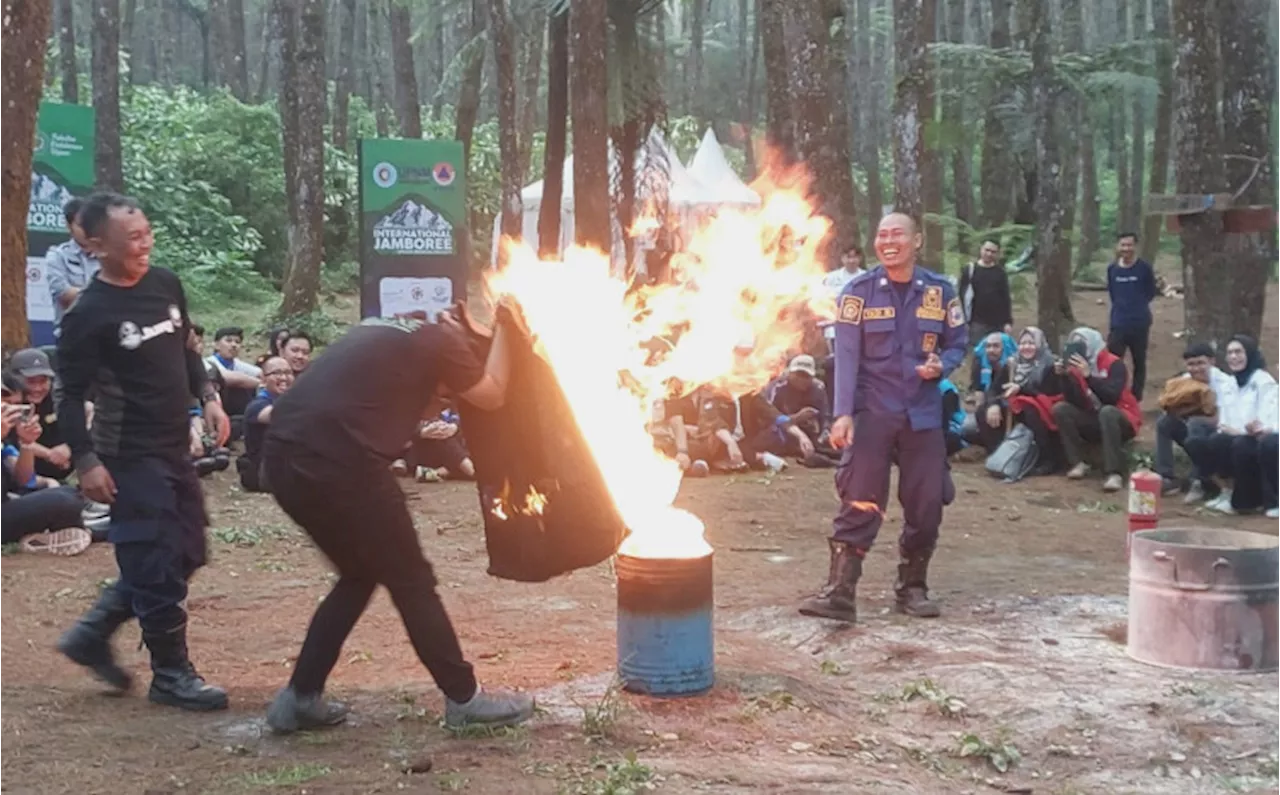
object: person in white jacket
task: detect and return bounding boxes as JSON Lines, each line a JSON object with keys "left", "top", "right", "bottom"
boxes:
{"left": 1183, "top": 335, "right": 1279, "bottom": 515}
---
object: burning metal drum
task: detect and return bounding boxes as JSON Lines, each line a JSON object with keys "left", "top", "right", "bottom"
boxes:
{"left": 1128, "top": 527, "right": 1278, "bottom": 672}
{"left": 616, "top": 552, "right": 715, "bottom": 696}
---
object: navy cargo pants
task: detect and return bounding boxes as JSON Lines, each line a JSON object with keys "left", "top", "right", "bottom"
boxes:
{"left": 104, "top": 455, "right": 209, "bottom": 633}
{"left": 832, "top": 412, "right": 946, "bottom": 554}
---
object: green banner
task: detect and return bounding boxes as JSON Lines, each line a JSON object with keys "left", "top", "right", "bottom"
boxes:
{"left": 28, "top": 101, "right": 95, "bottom": 345}
{"left": 358, "top": 138, "right": 467, "bottom": 320}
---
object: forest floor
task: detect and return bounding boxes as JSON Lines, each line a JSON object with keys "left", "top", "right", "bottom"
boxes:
{"left": 2, "top": 279, "right": 1277, "bottom": 795}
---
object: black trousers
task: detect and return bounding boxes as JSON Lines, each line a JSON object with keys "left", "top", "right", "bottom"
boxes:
{"left": 0, "top": 486, "right": 84, "bottom": 542}
{"left": 1107, "top": 325, "right": 1150, "bottom": 401}
{"left": 105, "top": 456, "right": 208, "bottom": 634}
{"left": 1185, "top": 432, "right": 1280, "bottom": 511}
{"left": 263, "top": 441, "right": 478, "bottom": 702}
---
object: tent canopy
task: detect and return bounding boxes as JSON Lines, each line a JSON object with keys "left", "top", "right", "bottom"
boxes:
{"left": 688, "top": 129, "right": 760, "bottom": 207}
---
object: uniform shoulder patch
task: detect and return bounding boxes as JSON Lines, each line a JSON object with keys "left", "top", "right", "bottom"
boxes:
{"left": 947, "top": 297, "right": 965, "bottom": 328}
{"left": 838, "top": 295, "right": 864, "bottom": 324}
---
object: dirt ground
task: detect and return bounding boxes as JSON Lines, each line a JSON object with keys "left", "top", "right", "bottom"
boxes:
{"left": 3, "top": 283, "right": 1278, "bottom": 795}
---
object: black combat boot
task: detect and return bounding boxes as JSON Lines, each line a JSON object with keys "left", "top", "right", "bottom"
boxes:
{"left": 143, "top": 624, "right": 229, "bottom": 711}
{"left": 894, "top": 546, "right": 941, "bottom": 618}
{"left": 57, "top": 583, "right": 135, "bottom": 692}
{"left": 798, "top": 540, "right": 862, "bottom": 622}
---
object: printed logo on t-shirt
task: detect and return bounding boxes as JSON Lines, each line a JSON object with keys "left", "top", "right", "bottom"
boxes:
{"left": 119, "top": 316, "right": 180, "bottom": 350}
{"left": 168, "top": 304, "right": 184, "bottom": 328}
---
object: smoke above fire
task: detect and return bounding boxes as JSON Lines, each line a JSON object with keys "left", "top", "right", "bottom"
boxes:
{"left": 487, "top": 157, "right": 834, "bottom": 559}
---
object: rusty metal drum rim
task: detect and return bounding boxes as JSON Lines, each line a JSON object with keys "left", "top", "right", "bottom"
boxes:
{"left": 1131, "top": 527, "right": 1280, "bottom": 551}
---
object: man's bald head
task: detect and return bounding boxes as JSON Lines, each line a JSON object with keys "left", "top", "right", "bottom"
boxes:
{"left": 874, "top": 212, "right": 923, "bottom": 277}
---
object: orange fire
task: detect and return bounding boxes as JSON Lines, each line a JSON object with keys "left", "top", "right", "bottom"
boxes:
{"left": 489, "top": 157, "right": 832, "bottom": 559}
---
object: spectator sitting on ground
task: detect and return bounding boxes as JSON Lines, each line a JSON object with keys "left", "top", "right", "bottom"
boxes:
{"left": 5, "top": 348, "right": 72, "bottom": 482}
{"left": 189, "top": 323, "right": 206, "bottom": 355}
{"left": 1, "top": 401, "right": 93, "bottom": 554}
{"left": 188, "top": 329, "right": 231, "bottom": 477}
{"left": 1052, "top": 326, "right": 1143, "bottom": 493}
{"left": 1183, "top": 335, "right": 1278, "bottom": 515}
{"left": 282, "top": 332, "right": 313, "bottom": 376}
{"left": 1154, "top": 341, "right": 1234, "bottom": 499}
{"left": 666, "top": 384, "right": 791, "bottom": 477}
{"left": 405, "top": 404, "right": 475, "bottom": 483}
{"left": 985, "top": 326, "right": 1065, "bottom": 472}
{"left": 237, "top": 356, "right": 294, "bottom": 493}
{"left": 768, "top": 354, "right": 836, "bottom": 467}
{"left": 204, "top": 326, "right": 263, "bottom": 428}
{"left": 256, "top": 326, "right": 292, "bottom": 368}
{"left": 970, "top": 331, "right": 1017, "bottom": 404}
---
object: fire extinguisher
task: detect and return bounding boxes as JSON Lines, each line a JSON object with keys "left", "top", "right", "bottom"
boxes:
{"left": 1127, "top": 470, "right": 1162, "bottom": 559}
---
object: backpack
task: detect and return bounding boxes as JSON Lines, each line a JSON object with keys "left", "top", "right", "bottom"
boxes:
{"left": 985, "top": 423, "right": 1039, "bottom": 483}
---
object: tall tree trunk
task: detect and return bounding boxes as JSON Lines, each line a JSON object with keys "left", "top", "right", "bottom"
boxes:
{"left": 744, "top": 0, "right": 760, "bottom": 178}
{"left": 1172, "top": 0, "right": 1231, "bottom": 345}
{"left": 891, "top": 0, "right": 931, "bottom": 231}
{"left": 92, "top": 0, "right": 124, "bottom": 191}
{"left": 1139, "top": 0, "right": 1173, "bottom": 264}
{"left": 516, "top": 14, "right": 543, "bottom": 181}
{"left": 122, "top": 0, "right": 136, "bottom": 83}
{"left": 430, "top": 7, "right": 445, "bottom": 119}
{"left": 489, "top": 0, "right": 521, "bottom": 262}
{"left": 370, "top": 0, "right": 391, "bottom": 136}
{"left": 1027, "top": 0, "right": 1071, "bottom": 346}
{"left": 455, "top": 0, "right": 487, "bottom": 160}
{"left": 280, "top": 0, "right": 326, "bottom": 317}
{"left": 857, "top": 0, "right": 883, "bottom": 241}
{"left": 58, "top": 0, "right": 79, "bottom": 102}
{"left": 1126, "top": 0, "right": 1145, "bottom": 233}
{"left": 538, "top": 8, "right": 568, "bottom": 258}
{"left": 389, "top": 1, "right": 422, "bottom": 137}
{"left": 332, "top": 0, "right": 356, "bottom": 150}
{"left": 784, "top": 0, "right": 861, "bottom": 259}
{"left": 569, "top": 0, "right": 610, "bottom": 251}
{"left": 979, "top": 0, "right": 1013, "bottom": 227}
{"left": 1068, "top": 0, "right": 1098, "bottom": 275}
{"left": 1, "top": 0, "right": 54, "bottom": 349}
{"left": 1219, "top": 0, "right": 1274, "bottom": 340}
{"left": 1111, "top": 0, "right": 1131, "bottom": 231}
{"left": 227, "top": 0, "right": 249, "bottom": 98}
{"left": 355, "top": 0, "right": 372, "bottom": 106}
{"left": 945, "top": 0, "right": 975, "bottom": 253}
{"left": 255, "top": 3, "right": 272, "bottom": 101}
{"left": 158, "top": 0, "right": 177, "bottom": 84}
{"left": 686, "top": 0, "right": 705, "bottom": 118}
{"left": 208, "top": 0, "right": 229, "bottom": 88}
{"left": 274, "top": 0, "right": 300, "bottom": 233}
{"left": 919, "top": 2, "right": 942, "bottom": 268}
{"left": 759, "top": 0, "right": 794, "bottom": 161}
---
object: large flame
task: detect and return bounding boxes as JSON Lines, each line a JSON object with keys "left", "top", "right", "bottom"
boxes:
{"left": 488, "top": 158, "right": 832, "bottom": 559}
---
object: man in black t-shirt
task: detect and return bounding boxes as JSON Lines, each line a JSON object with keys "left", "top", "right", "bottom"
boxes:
{"left": 54, "top": 192, "right": 232, "bottom": 713}
{"left": 260, "top": 307, "right": 535, "bottom": 735}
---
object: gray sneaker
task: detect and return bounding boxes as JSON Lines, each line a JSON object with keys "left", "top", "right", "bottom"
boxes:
{"left": 266, "top": 686, "right": 350, "bottom": 734}
{"left": 1183, "top": 481, "right": 1206, "bottom": 505}
{"left": 444, "top": 687, "right": 535, "bottom": 730}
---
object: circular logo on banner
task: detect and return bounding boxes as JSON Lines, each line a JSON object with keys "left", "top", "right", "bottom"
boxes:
{"left": 372, "top": 161, "right": 398, "bottom": 188}
{"left": 27, "top": 266, "right": 41, "bottom": 283}
{"left": 33, "top": 133, "right": 46, "bottom": 154}
{"left": 432, "top": 162, "right": 456, "bottom": 187}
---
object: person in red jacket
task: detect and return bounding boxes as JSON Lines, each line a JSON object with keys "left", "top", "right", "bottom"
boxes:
{"left": 1051, "top": 326, "right": 1142, "bottom": 492}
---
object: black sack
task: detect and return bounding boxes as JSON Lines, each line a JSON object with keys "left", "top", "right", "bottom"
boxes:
{"left": 456, "top": 309, "right": 626, "bottom": 583}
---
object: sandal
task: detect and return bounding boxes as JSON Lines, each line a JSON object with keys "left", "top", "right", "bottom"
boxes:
{"left": 22, "top": 527, "right": 93, "bottom": 556}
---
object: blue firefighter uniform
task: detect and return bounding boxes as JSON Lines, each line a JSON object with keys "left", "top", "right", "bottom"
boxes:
{"left": 831, "top": 265, "right": 968, "bottom": 554}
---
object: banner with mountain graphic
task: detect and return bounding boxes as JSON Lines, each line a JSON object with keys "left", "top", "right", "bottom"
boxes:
{"left": 27, "top": 102, "right": 95, "bottom": 346}
{"left": 358, "top": 138, "right": 467, "bottom": 321}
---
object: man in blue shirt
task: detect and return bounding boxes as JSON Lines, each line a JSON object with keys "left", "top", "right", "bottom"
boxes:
{"left": 1105, "top": 232, "right": 1158, "bottom": 401}
{"left": 45, "top": 198, "right": 102, "bottom": 335}
{"left": 799, "top": 213, "right": 967, "bottom": 624}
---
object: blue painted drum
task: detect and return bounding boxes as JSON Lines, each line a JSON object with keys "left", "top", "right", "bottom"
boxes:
{"left": 616, "top": 552, "right": 714, "bottom": 696}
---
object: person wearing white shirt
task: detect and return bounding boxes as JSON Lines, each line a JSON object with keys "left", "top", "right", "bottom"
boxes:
{"left": 1183, "top": 335, "right": 1278, "bottom": 515}
{"left": 818, "top": 246, "right": 865, "bottom": 406}
{"left": 1154, "top": 342, "right": 1235, "bottom": 498}
{"left": 204, "top": 326, "right": 263, "bottom": 424}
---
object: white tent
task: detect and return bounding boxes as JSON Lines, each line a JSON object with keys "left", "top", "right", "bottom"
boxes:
{"left": 688, "top": 129, "right": 760, "bottom": 207}
{"left": 490, "top": 129, "right": 725, "bottom": 269}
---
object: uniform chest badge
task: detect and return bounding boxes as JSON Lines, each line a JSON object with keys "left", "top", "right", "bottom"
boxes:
{"left": 923, "top": 285, "right": 943, "bottom": 310}
{"left": 838, "top": 295, "right": 864, "bottom": 324}
{"left": 922, "top": 332, "right": 937, "bottom": 353}
{"left": 863, "top": 305, "right": 896, "bottom": 320}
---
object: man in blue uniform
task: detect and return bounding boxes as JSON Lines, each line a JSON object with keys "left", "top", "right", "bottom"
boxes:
{"left": 800, "top": 213, "right": 967, "bottom": 623}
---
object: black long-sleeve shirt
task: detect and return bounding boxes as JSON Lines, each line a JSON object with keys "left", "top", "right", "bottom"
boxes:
{"left": 1062, "top": 360, "right": 1128, "bottom": 411}
{"left": 56, "top": 267, "right": 209, "bottom": 472}
{"left": 958, "top": 262, "right": 1014, "bottom": 329}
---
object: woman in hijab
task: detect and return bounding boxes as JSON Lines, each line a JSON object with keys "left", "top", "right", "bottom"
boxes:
{"left": 1183, "top": 334, "right": 1278, "bottom": 515}
{"left": 977, "top": 327, "right": 1061, "bottom": 466}
{"left": 1051, "top": 325, "right": 1143, "bottom": 492}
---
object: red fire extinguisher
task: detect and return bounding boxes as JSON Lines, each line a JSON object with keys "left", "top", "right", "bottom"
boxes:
{"left": 1127, "top": 470, "right": 1162, "bottom": 559}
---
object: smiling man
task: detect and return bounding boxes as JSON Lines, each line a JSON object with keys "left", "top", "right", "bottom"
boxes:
{"left": 55, "top": 192, "right": 231, "bottom": 713}
{"left": 799, "top": 213, "right": 967, "bottom": 624}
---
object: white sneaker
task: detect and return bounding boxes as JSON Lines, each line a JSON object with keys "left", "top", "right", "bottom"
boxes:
{"left": 759, "top": 453, "right": 787, "bottom": 474}
{"left": 1183, "top": 481, "right": 1206, "bottom": 505}
{"left": 1066, "top": 462, "right": 1090, "bottom": 480}
{"left": 1205, "top": 493, "right": 1236, "bottom": 515}
{"left": 1266, "top": 507, "right": 1279, "bottom": 519}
